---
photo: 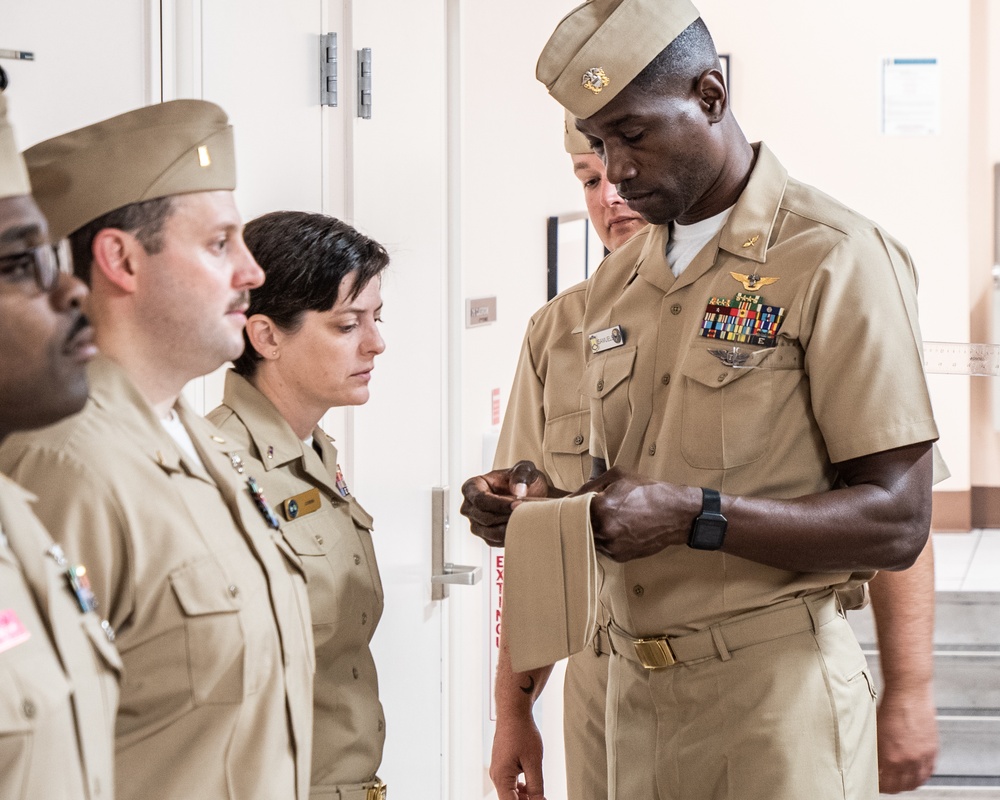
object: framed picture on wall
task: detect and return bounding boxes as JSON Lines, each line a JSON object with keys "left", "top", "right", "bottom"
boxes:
{"left": 719, "top": 53, "right": 730, "bottom": 95}
{"left": 547, "top": 212, "right": 607, "bottom": 301}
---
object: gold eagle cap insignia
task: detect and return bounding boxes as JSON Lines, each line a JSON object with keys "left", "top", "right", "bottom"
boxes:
{"left": 582, "top": 67, "right": 610, "bottom": 94}
{"left": 730, "top": 271, "right": 779, "bottom": 291}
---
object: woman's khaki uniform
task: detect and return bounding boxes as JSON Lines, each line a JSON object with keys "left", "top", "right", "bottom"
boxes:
{"left": 0, "top": 475, "right": 121, "bottom": 800}
{"left": 208, "top": 370, "right": 386, "bottom": 799}
{"left": 0, "top": 357, "right": 315, "bottom": 800}
{"left": 494, "top": 280, "right": 611, "bottom": 800}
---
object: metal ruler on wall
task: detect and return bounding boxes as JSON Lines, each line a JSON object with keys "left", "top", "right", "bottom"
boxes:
{"left": 923, "top": 342, "right": 1000, "bottom": 376}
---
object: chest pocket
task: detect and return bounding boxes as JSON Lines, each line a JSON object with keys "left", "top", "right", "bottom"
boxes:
{"left": 280, "top": 497, "right": 384, "bottom": 629}
{"left": 542, "top": 410, "right": 590, "bottom": 491}
{"left": 579, "top": 346, "right": 636, "bottom": 465}
{"left": 680, "top": 344, "right": 800, "bottom": 469}
{"left": 167, "top": 559, "right": 248, "bottom": 706}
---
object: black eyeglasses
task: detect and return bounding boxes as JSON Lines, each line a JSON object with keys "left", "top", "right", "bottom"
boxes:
{"left": 0, "top": 243, "right": 68, "bottom": 294}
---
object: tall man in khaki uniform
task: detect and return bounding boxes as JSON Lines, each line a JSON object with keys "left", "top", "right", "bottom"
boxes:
{"left": 493, "top": 128, "right": 941, "bottom": 798}
{"left": 0, "top": 83, "right": 121, "bottom": 800}
{"left": 462, "top": 3, "right": 939, "bottom": 798}
{"left": 0, "top": 100, "right": 315, "bottom": 800}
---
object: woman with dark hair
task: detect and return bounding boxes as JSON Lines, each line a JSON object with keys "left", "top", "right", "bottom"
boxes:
{"left": 207, "top": 210, "right": 389, "bottom": 799}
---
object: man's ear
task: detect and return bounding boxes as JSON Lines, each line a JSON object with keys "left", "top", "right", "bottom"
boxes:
{"left": 90, "top": 228, "right": 141, "bottom": 293}
{"left": 696, "top": 68, "right": 727, "bottom": 123}
{"left": 245, "top": 314, "right": 280, "bottom": 360}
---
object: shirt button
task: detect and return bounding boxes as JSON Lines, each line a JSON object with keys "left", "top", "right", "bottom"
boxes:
{"left": 648, "top": 444, "right": 656, "bottom": 456}
{"left": 353, "top": 667, "right": 360, "bottom": 679}
{"left": 717, "top": 374, "right": 726, "bottom": 383}
{"left": 362, "top": 612, "right": 368, "bottom": 625}
{"left": 228, "top": 584, "right": 240, "bottom": 598}
{"left": 661, "top": 373, "right": 671, "bottom": 385}
{"left": 22, "top": 699, "right": 36, "bottom": 718}
{"left": 314, "top": 534, "right": 324, "bottom": 545}
{"left": 670, "top": 304, "right": 682, "bottom": 315}
{"left": 354, "top": 554, "right": 362, "bottom": 565}
{"left": 378, "top": 718, "right": 384, "bottom": 733}
{"left": 596, "top": 379, "right": 605, "bottom": 391}
{"left": 632, "top": 584, "right": 644, "bottom": 597}
{"left": 573, "top": 434, "right": 585, "bottom": 446}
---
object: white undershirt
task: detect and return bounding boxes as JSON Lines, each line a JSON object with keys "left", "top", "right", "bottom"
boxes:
{"left": 160, "top": 408, "right": 205, "bottom": 470}
{"left": 666, "top": 206, "right": 734, "bottom": 277}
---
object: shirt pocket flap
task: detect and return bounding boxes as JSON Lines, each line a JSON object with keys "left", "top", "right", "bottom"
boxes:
{"left": 543, "top": 410, "right": 590, "bottom": 456}
{"left": 281, "top": 513, "right": 336, "bottom": 557}
{"left": 681, "top": 345, "right": 777, "bottom": 389}
{"left": 579, "top": 346, "right": 637, "bottom": 399}
{"left": 169, "top": 560, "right": 242, "bottom": 616}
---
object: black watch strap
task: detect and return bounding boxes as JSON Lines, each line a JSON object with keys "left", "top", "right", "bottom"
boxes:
{"left": 688, "top": 487, "right": 727, "bottom": 550}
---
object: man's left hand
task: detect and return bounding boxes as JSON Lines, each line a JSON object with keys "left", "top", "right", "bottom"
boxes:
{"left": 580, "top": 467, "right": 700, "bottom": 561}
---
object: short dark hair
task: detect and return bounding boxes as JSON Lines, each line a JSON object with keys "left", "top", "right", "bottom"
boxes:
{"left": 630, "top": 18, "right": 720, "bottom": 97}
{"left": 68, "top": 196, "right": 175, "bottom": 284}
{"left": 233, "top": 210, "right": 390, "bottom": 377}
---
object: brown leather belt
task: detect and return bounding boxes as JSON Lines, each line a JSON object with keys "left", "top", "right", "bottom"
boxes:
{"left": 607, "top": 591, "right": 839, "bottom": 670}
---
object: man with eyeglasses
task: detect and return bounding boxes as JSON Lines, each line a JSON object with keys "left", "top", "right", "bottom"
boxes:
{"left": 0, "top": 80, "right": 120, "bottom": 800}
{"left": 0, "top": 100, "right": 314, "bottom": 800}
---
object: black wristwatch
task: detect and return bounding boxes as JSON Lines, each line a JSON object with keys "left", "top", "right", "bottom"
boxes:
{"left": 688, "top": 488, "right": 727, "bottom": 550}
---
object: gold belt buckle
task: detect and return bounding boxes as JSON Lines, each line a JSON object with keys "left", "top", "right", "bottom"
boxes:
{"left": 633, "top": 636, "right": 677, "bottom": 669}
{"left": 366, "top": 782, "right": 387, "bottom": 800}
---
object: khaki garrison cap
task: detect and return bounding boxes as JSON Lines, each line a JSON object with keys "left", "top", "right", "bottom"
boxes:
{"left": 563, "top": 109, "right": 592, "bottom": 155}
{"left": 24, "top": 99, "right": 236, "bottom": 241}
{"left": 537, "top": 0, "right": 700, "bottom": 120}
{"left": 0, "top": 93, "right": 31, "bottom": 199}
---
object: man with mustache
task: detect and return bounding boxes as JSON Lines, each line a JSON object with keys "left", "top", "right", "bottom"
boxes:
{"left": 490, "top": 113, "right": 644, "bottom": 800}
{"left": 464, "top": 2, "right": 940, "bottom": 798}
{"left": 0, "top": 79, "right": 119, "bottom": 800}
{"left": 0, "top": 101, "right": 314, "bottom": 800}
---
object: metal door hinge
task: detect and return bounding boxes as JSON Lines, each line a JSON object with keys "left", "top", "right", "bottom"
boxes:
{"left": 357, "top": 47, "right": 372, "bottom": 119}
{"left": 321, "top": 33, "right": 337, "bottom": 107}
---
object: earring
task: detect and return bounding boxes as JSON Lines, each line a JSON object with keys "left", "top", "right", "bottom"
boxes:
{"left": 272, "top": 350, "right": 278, "bottom": 357}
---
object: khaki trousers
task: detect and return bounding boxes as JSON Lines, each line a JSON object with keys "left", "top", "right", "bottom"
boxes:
{"left": 564, "top": 639, "right": 611, "bottom": 800}
{"left": 606, "top": 602, "right": 878, "bottom": 800}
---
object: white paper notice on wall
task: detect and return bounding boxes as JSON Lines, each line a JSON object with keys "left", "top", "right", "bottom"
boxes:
{"left": 881, "top": 57, "right": 940, "bottom": 136}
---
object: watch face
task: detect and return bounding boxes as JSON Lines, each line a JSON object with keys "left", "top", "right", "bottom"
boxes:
{"left": 692, "top": 517, "right": 726, "bottom": 550}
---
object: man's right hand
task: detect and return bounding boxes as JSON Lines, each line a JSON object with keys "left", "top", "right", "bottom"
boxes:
{"left": 460, "top": 460, "right": 549, "bottom": 547}
{"left": 490, "top": 713, "right": 546, "bottom": 800}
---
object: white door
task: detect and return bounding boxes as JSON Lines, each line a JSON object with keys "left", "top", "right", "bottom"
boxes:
{"left": 172, "top": 1, "right": 453, "bottom": 796}
{"left": 0, "top": 1, "right": 154, "bottom": 149}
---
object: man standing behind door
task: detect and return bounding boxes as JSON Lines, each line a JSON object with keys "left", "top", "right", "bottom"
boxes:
{"left": 490, "top": 113, "right": 644, "bottom": 800}
{"left": 0, "top": 100, "right": 314, "bottom": 800}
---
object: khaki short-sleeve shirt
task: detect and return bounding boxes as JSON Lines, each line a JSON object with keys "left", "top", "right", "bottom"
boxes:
{"left": 582, "top": 143, "right": 939, "bottom": 637}
{"left": 208, "top": 370, "right": 385, "bottom": 788}
{"left": 0, "top": 356, "right": 314, "bottom": 800}
{"left": 494, "top": 282, "right": 591, "bottom": 489}
{"left": 0, "top": 476, "right": 121, "bottom": 800}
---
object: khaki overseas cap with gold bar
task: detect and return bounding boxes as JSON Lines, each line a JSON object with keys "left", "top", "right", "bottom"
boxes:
{"left": 0, "top": 92, "right": 31, "bottom": 199}
{"left": 563, "top": 108, "right": 592, "bottom": 155}
{"left": 23, "top": 99, "right": 236, "bottom": 241}
{"left": 537, "top": 0, "right": 700, "bottom": 120}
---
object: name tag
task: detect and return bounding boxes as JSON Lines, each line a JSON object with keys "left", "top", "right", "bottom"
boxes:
{"left": 588, "top": 325, "right": 626, "bottom": 353}
{"left": 283, "top": 487, "right": 322, "bottom": 521}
